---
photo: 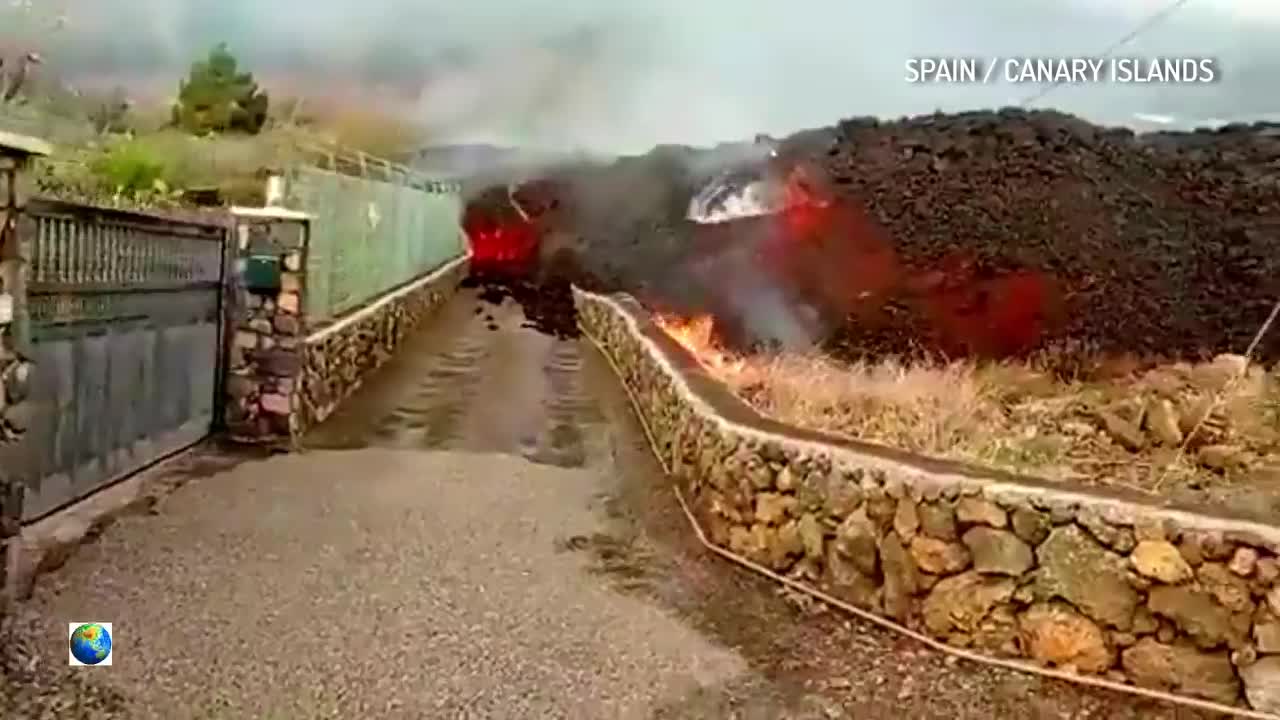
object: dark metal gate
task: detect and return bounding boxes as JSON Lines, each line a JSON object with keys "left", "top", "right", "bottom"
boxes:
{"left": 13, "top": 200, "right": 227, "bottom": 521}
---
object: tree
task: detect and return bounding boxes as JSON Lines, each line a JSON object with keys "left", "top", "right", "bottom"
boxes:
{"left": 172, "top": 43, "right": 269, "bottom": 135}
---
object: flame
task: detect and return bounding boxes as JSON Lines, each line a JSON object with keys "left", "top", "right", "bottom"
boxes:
{"left": 653, "top": 313, "right": 745, "bottom": 376}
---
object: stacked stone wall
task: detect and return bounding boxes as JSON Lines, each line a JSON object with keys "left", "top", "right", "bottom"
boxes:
{"left": 222, "top": 213, "right": 469, "bottom": 445}
{"left": 575, "top": 287, "right": 1280, "bottom": 713}
{"left": 298, "top": 255, "right": 468, "bottom": 430}
{"left": 224, "top": 217, "right": 306, "bottom": 444}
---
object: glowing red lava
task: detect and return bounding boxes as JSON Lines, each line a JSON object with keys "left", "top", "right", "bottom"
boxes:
{"left": 768, "top": 163, "right": 1062, "bottom": 358}
{"left": 463, "top": 206, "right": 540, "bottom": 271}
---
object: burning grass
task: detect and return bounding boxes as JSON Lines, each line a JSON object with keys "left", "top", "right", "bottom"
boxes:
{"left": 654, "top": 314, "right": 1280, "bottom": 515}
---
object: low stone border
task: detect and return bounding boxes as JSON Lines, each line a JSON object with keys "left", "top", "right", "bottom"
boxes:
{"left": 298, "top": 254, "right": 470, "bottom": 432}
{"left": 574, "top": 288, "right": 1280, "bottom": 714}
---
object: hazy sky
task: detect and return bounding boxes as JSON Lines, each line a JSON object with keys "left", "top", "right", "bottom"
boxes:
{"left": 16, "top": 0, "right": 1280, "bottom": 153}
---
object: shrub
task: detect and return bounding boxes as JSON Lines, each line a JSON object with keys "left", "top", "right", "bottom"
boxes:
{"left": 90, "top": 140, "right": 168, "bottom": 195}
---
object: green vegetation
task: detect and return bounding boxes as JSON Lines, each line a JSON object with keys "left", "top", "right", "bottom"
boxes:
{"left": 172, "top": 43, "right": 269, "bottom": 135}
{"left": 3, "top": 41, "right": 431, "bottom": 209}
{"left": 90, "top": 140, "right": 168, "bottom": 195}
{"left": 32, "top": 130, "right": 302, "bottom": 208}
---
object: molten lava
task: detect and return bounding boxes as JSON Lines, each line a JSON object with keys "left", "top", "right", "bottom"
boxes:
{"left": 459, "top": 157, "right": 1065, "bottom": 362}
{"left": 763, "top": 160, "right": 1063, "bottom": 359}
{"left": 462, "top": 182, "right": 554, "bottom": 273}
{"left": 469, "top": 221, "right": 538, "bottom": 265}
{"left": 653, "top": 313, "right": 745, "bottom": 376}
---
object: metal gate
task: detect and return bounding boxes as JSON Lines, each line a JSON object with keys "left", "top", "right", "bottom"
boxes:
{"left": 13, "top": 200, "right": 227, "bottom": 521}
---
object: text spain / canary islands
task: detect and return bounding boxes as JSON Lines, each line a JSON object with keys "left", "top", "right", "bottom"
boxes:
{"left": 905, "top": 57, "right": 1219, "bottom": 84}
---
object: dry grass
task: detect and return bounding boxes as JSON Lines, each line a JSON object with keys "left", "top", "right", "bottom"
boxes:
{"left": 730, "top": 355, "right": 1004, "bottom": 457}
{"left": 710, "top": 349, "right": 1280, "bottom": 505}
{"left": 302, "top": 108, "right": 426, "bottom": 162}
{"left": 727, "top": 355, "right": 1073, "bottom": 471}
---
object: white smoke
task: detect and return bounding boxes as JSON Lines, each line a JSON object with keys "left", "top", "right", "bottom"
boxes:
{"left": 687, "top": 177, "right": 785, "bottom": 224}
{"left": 28, "top": 0, "right": 1280, "bottom": 156}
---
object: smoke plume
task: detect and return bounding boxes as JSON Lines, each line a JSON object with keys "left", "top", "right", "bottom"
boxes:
{"left": 17, "top": 0, "right": 1280, "bottom": 156}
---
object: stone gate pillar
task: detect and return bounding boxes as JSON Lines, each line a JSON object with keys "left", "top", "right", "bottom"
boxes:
{"left": 225, "top": 206, "right": 311, "bottom": 446}
{"left": 0, "top": 130, "right": 50, "bottom": 609}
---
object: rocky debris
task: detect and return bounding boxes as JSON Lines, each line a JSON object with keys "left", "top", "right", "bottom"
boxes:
{"left": 962, "top": 527, "right": 1033, "bottom": 576}
{"left": 1120, "top": 637, "right": 1241, "bottom": 704}
{"left": 1130, "top": 541, "right": 1193, "bottom": 584}
{"left": 1018, "top": 602, "right": 1112, "bottom": 674}
{"left": 464, "top": 272, "right": 580, "bottom": 340}
{"left": 1146, "top": 584, "right": 1248, "bottom": 650}
{"left": 1260, "top": 559, "right": 1280, "bottom": 586}
{"left": 922, "top": 571, "right": 1016, "bottom": 636}
{"left": 1198, "top": 444, "right": 1246, "bottom": 473}
{"left": 1076, "top": 508, "right": 1136, "bottom": 554}
{"left": 1097, "top": 409, "right": 1146, "bottom": 452}
{"left": 1009, "top": 507, "right": 1051, "bottom": 545}
{"left": 1144, "top": 399, "right": 1184, "bottom": 447}
{"left": 880, "top": 532, "right": 920, "bottom": 622}
{"left": 797, "top": 513, "right": 825, "bottom": 560}
{"left": 1255, "top": 611, "right": 1280, "bottom": 654}
{"left": 1241, "top": 656, "right": 1280, "bottom": 713}
{"left": 910, "top": 536, "right": 972, "bottom": 575}
{"left": 955, "top": 498, "right": 1007, "bottom": 528}
{"left": 1172, "top": 533, "right": 1236, "bottom": 577}
{"left": 833, "top": 508, "right": 881, "bottom": 576}
{"left": 1035, "top": 525, "right": 1139, "bottom": 631}
{"left": 822, "top": 472, "right": 864, "bottom": 518}
{"left": 1197, "top": 563, "right": 1253, "bottom": 614}
{"left": 1230, "top": 547, "right": 1259, "bottom": 577}
{"left": 825, "top": 544, "right": 879, "bottom": 609}
{"left": 918, "top": 502, "right": 959, "bottom": 541}
{"left": 893, "top": 499, "right": 920, "bottom": 540}
{"left": 756, "top": 492, "right": 797, "bottom": 524}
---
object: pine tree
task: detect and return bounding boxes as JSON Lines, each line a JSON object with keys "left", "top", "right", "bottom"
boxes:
{"left": 172, "top": 43, "right": 269, "bottom": 135}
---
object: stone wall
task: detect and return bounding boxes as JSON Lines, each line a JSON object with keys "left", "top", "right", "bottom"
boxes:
{"left": 223, "top": 202, "right": 470, "bottom": 446}
{"left": 299, "top": 254, "right": 468, "bottom": 430}
{"left": 0, "top": 144, "right": 39, "bottom": 608}
{"left": 575, "top": 287, "right": 1280, "bottom": 713}
{"left": 224, "top": 212, "right": 307, "bottom": 445}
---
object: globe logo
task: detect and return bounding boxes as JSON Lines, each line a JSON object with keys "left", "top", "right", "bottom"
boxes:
{"left": 68, "top": 622, "right": 113, "bottom": 666}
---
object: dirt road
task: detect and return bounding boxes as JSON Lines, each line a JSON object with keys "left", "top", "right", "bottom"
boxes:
{"left": 5, "top": 290, "right": 1206, "bottom": 719}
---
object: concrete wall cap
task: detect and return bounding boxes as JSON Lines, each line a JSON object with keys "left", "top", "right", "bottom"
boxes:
{"left": 0, "top": 130, "right": 51, "bottom": 158}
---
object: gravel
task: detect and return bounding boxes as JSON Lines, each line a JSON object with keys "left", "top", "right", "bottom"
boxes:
{"left": 12, "top": 450, "right": 751, "bottom": 719}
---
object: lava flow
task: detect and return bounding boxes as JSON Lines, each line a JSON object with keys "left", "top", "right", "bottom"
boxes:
{"left": 459, "top": 152, "right": 1066, "bottom": 362}
{"left": 762, "top": 161, "right": 1063, "bottom": 358}
{"left": 652, "top": 313, "right": 745, "bottom": 376}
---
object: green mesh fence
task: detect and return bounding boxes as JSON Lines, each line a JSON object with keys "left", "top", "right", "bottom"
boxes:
{"left": 291, "top": 167, "right": 466, "bottom": 321}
